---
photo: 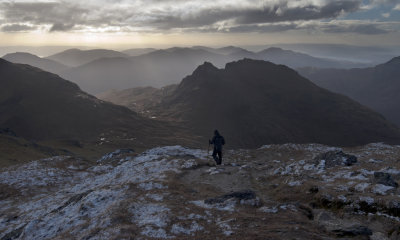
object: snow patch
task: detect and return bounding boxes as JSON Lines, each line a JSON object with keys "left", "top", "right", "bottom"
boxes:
{"left": 360, "top": 196, "right": 375, "bottom": 205}
{"left": 171, "top": 221, "right": 204, "bottom": 235}
{"left": 355, "top": 183, "right": 370, "bottom": 192}
{"left": 372, "top": 184, "right": 394, "bottom": 195}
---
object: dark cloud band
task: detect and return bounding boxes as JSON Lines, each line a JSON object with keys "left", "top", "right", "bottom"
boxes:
{"left": 0, "top": 0, "right": 398, "bottom": 35}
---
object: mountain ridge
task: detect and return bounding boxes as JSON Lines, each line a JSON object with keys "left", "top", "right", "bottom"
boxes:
{"left": 100, "top": 58, "right": 400, "bottom": 148}
{"left": 299, "top": 56, "right": 400, "bottom": 127}
{"left": 2, "top": 52, "right": 68, "bottom": 73}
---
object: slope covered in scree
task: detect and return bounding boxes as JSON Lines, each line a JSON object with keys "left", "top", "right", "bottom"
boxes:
{"left": 1, "top": 143, "right": 400, "bottom": 239}
{"left": 154, "top": 59, "right": 400, "bottom": 148}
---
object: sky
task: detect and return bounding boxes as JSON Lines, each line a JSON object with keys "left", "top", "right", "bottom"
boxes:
{"left": 0, "top": 0, "right": 399, "bottom": 48}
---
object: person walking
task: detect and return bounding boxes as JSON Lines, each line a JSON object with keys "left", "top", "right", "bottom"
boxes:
{"left": 209, "top": 130, "right": 225, "bottom": 165}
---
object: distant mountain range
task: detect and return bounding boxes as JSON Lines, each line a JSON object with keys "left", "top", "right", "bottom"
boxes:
{"left": 269, "top": 43, "right": 400, "bottom": 65}
{"left": 2, "top": 46, "right": 369, "bottom": 94}
{"left": 46, "top": 48, "right": 129, "bottom": 67}
{"left": 122, "top": 48, "right": 157, "bottom": 56}
{"left": 59, "top": 47, "right": 366, "bottom": 94}
{"left": 299, "top": 56, "right": 400, "bottom": 127}
{"left": 99, "top": 59, "right": 400, "bottom": 148}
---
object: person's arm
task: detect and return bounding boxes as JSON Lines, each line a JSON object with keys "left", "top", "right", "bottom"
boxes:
{"left": 222, "top": 136, "right": 225, "bottom": 145}
{"left": 209, "top": 136, "right": 215, "bottom": 145}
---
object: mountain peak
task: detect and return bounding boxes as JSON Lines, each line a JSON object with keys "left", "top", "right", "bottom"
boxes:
{"left": 3, "top": 52, "right": 38, "bottom": 58}
{"left": 225, "top": 58, "right": 287, "bottom": 71}
{"left": 192, "top": 61, "right": 219, "bottom": 74}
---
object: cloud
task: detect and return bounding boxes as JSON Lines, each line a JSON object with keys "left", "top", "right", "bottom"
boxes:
{"left": 0, "top": 0, "right": 398, "bottom": 35}
{"left": 394, "top": 4, "right": 400, "bottom": 10}
{"left": 382, "top": 12, "right": 390, "bottom": 18}
{"left": 224, "top": 20, "right": 393, "bottom": 35}
{"left": 362, "top": 0, "right": 399, "bottom": 9}
{"left": 50, "top": 23, "right": 75, "bottom": 32}
{"left": 0, "top": 1, "right": 88, "bottom": 32}
{"left": 142, "top": 0, "right": 363, "bottom": 30}
{"left": 1, "top": 24, "right": 36, "bottom": 32}
{"left": 319, "top": 21, "right": 391, "bottom": 34}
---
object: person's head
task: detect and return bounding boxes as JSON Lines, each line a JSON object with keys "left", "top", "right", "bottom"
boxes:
{"left": 214, "top": 130, "right": 220, "bottom": 136}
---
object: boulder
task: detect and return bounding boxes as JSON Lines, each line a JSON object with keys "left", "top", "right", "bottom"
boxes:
{"left": 374, "top": 172, "right": 398, "bottom": 188}
{"left": 205, "top": 190, "right": 257, "bottom": 205}
{"left": 332, "top": 225, "right": 372, "bottom": 237}
{"left": 314, "top": 150, "right": 357, "bottom": 168}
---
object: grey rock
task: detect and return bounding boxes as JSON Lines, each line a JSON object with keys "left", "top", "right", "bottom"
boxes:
{"left": 1, "top": 225, "right": 25, "bottom": 240}
{"left": 98, "top": 148, "right": 135, "bottom": 163}
{"left": 205, "top": 190, "right": 256, "bottom": 205}
{"left": 314, "top": 150, "right": 357, "bottom": 168}
{"left": 374, "top": 172, "right": 398, "bottom": 188}
{"left": 332, "top": 225, "right": 372, "bottom": 237}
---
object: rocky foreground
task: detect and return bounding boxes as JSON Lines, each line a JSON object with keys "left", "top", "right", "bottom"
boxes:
{"left": 1, "top": 143, "right": 400, "bottom": 239}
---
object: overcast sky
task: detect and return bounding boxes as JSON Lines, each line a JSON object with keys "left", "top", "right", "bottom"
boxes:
{"left": 0, "top": 0, "right": 399, "bottom": 47}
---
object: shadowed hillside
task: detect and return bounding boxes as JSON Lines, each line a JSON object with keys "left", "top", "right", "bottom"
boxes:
{"left": 299, "top": 56, "right": 400, "bottom": 127}
{"left": 150, "top": 59, "right": 400, "bottom": 148}
{"left": 0, "top": 59, "right": 186, "bottom": 149}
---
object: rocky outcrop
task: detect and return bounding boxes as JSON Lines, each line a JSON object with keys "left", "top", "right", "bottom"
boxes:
{"left": 314, "top": 150, "right": 357, "bottom": 168}
{"left": 332, "top": 225, "right": 372, "bottom": 237}
{"left": 204, "top": 190, "right": 259, "bottom": 206}
{"left": 374, "top": 172, "right": 399, "bottom": 188}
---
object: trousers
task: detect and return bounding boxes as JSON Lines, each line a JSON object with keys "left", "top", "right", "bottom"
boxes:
{"left": 212, "top": 148, "right": 222, "bottom": 165}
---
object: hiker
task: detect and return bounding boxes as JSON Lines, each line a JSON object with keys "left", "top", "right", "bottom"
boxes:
{"left": 209, "top": 130, "right": 225, "bottom": 165}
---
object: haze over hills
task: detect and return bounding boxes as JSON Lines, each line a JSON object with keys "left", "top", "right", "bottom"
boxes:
{"left": 46, "top": 48, "right": 129, "bottom": 67}
{"left": 0, "top": 58, "right": 178, "bottom": 147}
{"left": 122, "top": 48, "right": 157, "bottom": 56}
{"left": 2, "top": 52, "right": 68, "bottom": 74}
{"left": 60, "top": 47, "right": 228, "bottom": 93}
{"left": 60, "top": 46, "right": 366, "bottom": 94}
{"left": 100, "top": 59, "right": 400, "bottom": 148}
{"left": 269, "top": 44, "right": 400, "bottom": 64}
{"left": 299, "top": 56, "right": 400, "bottom": 127}
{"left": 256, "top": 47, "right": 365, "bottom": 69}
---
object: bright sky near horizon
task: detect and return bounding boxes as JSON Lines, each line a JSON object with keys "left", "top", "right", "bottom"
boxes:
{"left": 0, "top": 0, "right": 399, "bottom": 47}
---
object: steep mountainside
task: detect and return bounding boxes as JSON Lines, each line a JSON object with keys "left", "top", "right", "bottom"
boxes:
{"left": 2, "top": 52, "right": 68, "bottom": 73}
{"left": 299, "top": 57, "right": 400, "bottom": 127}
{"left": 46, "top": 48, "right": 128, "bottom": 67}
{"left": 151, "top": 59, "right": 400, "bottom": 148}
{"left": 0, "top": 59, "right": 176, "bottom": 145}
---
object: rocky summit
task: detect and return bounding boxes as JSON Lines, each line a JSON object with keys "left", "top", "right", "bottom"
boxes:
{"left": 1, "top": 143, "right": 400, "bottom": 239}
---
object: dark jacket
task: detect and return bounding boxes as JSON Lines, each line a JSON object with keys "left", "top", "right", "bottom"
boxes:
{"left": 210, "top": 134, "right": 225, "bottom": 151}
